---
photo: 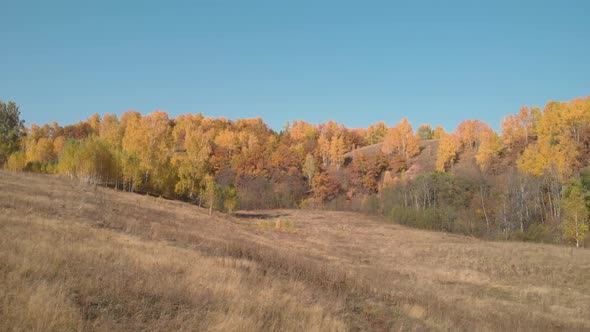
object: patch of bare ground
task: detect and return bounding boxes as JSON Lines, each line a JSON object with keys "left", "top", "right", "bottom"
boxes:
{"left": 1, "top": 171, "right": 589, "bottom": 331}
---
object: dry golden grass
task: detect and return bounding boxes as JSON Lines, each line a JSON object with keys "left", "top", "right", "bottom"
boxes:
{"left": 1, "top": 171, "right": 589, "bottom": 331}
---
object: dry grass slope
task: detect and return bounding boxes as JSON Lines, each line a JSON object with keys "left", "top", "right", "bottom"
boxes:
{"left": 1, "top": 171, "right": 589, "bottom": 331}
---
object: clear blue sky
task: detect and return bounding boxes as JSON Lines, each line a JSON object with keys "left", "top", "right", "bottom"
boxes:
{"left": 1, "top": 0, "right": 589, "bottom": 132}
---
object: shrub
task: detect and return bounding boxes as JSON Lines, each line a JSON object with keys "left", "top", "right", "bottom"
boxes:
{"left": 5, "top": 151, "right": 26, "bottom": 171}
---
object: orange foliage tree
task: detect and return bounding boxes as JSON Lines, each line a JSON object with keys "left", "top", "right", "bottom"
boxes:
{"left": 312, "top": 171, "right": 340, "bottom": 202}
{"left": 501, "top": 106, "right": 536, "bottom": 150}
{"left": 381, "top": 118, "right": 419, "bottom": 163}
{"left": 456, "top": 119, "right": 492, "bottom": 150}
{"left": 364, "top": 121, "right": 388, "bottom": 145}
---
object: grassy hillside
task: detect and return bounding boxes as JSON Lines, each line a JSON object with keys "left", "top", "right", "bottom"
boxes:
{"left": 1, "top": 171, "right": 590, "bottom": 331}
{"left": 5, "top": 97, "right": 590, "bottom": 245}
{"left": 344, "top": 140, "right": 439, "bottom": 176}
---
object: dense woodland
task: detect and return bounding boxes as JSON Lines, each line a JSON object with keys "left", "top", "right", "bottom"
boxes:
{"left": 1, "top": 96, "right": 590, "bottom": 247}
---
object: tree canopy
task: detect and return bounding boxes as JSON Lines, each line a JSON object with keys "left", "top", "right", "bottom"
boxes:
{"left": 0, "top": 101, "right": 25, "bottom": 164}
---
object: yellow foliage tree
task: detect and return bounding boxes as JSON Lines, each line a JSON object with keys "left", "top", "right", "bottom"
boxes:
{"left": 318, "top": 134, "right": 330, "bottom": 167}
{"left": 475, "top": 128, "right": 502, "bottom": 172}
{"left": 382, "top": 118, "right": 419, "bottom": 162}
{"left": 172, "top": 122, "right": 214, "bottom": 199}
{"left": 381, "top": 170, "right": 398, "bottom": 189}
{"left": 289, "top": 120, "right": 318, "bottom": 142}
{"left": 26, "top": 137, "right": 56, "bottom": 164}
{"left": 214, "top": 129, "right": 237, "bottom": 158}
{"left": 501, "top": 114, "right": 521, "bottom": 150}
{"left": 517, "top": 101, "right": 580, "bottom": 181}
{"left": 99, "top": 114, "right": 123, "bottom": 150}
{"left": 456, "top": 119, "right": 492, "bottom": 150}
{"left": 364, "top": 121, "right": 388, "bottom": 145}
{"left": 122, "top": 111, "right": 174, "bottom": 192}
{"left": 436, "top": 133, "right": 459, "bottom": 171}
{"left": 561, "top": 182, "right": 589, "bottom": 248}
{"left": 432, "top": 125, "right": 446, "bottom": 139}
{"left": 86, "top": 113, "right": 101, "bottom": 134}
{"left": 502, "top": 106, "right": 535, "bottom": 150}
{"left": 53, "top": 136, "right": 66, "bottom": 157}
{"left": 5, "top": 151, "right": 26, "bottom": 171}
{"left": 329, "top": 134, "right": 346, "bottom": 170}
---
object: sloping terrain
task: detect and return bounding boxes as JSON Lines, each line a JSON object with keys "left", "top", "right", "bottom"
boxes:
{"left": 406, "top": 139, "right": 439, "bottom": 176}
{"left": 343, "top": 142, "right": 386, "bottom": 160}
{"left": 343, "top": 140, "right": 439, "bottom": 176}
{"left": 1, "top": 171, "right": 590, "bottom": 331}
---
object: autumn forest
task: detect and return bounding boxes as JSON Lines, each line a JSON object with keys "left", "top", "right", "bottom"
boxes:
{"left": 2, "top": 95, "right": 590, "bottom": 247}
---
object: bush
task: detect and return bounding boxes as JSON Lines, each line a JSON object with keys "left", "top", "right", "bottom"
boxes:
{"left": 324, "top": 195, "right": 350, "bottom": 211}
{"left": 5, "top": 151, "right": 26, "bottom": 171}
{"left": 361, "top": 195, "right": 380, "bottom": 215}
{"left": 523, "top": 223, "right": 556, "bottom": 243}
{"left": 387, "top": 206, "right": 466, "bottom": 233}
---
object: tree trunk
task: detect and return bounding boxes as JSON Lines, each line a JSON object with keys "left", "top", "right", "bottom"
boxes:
{"left": 575, "top": 211, "right": 580, "bottom": 248}
{"left": 503, "top": 198, "right": 509, "bottom": 239}
{"left": 480, "top": 185, "right": 490, "bottom": 234}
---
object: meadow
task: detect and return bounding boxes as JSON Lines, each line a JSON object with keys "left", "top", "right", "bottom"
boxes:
{"left": 1, "top": 170, "right": 589, "bottom": 331}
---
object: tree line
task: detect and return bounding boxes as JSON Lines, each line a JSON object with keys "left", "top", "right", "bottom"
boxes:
{"left": 1, "top": 96, "right": 589, "bottom": 246}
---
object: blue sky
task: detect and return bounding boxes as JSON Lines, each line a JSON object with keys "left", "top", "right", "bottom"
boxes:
{"left": 1, "top": 0, "right": 589, "bottom": 132}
